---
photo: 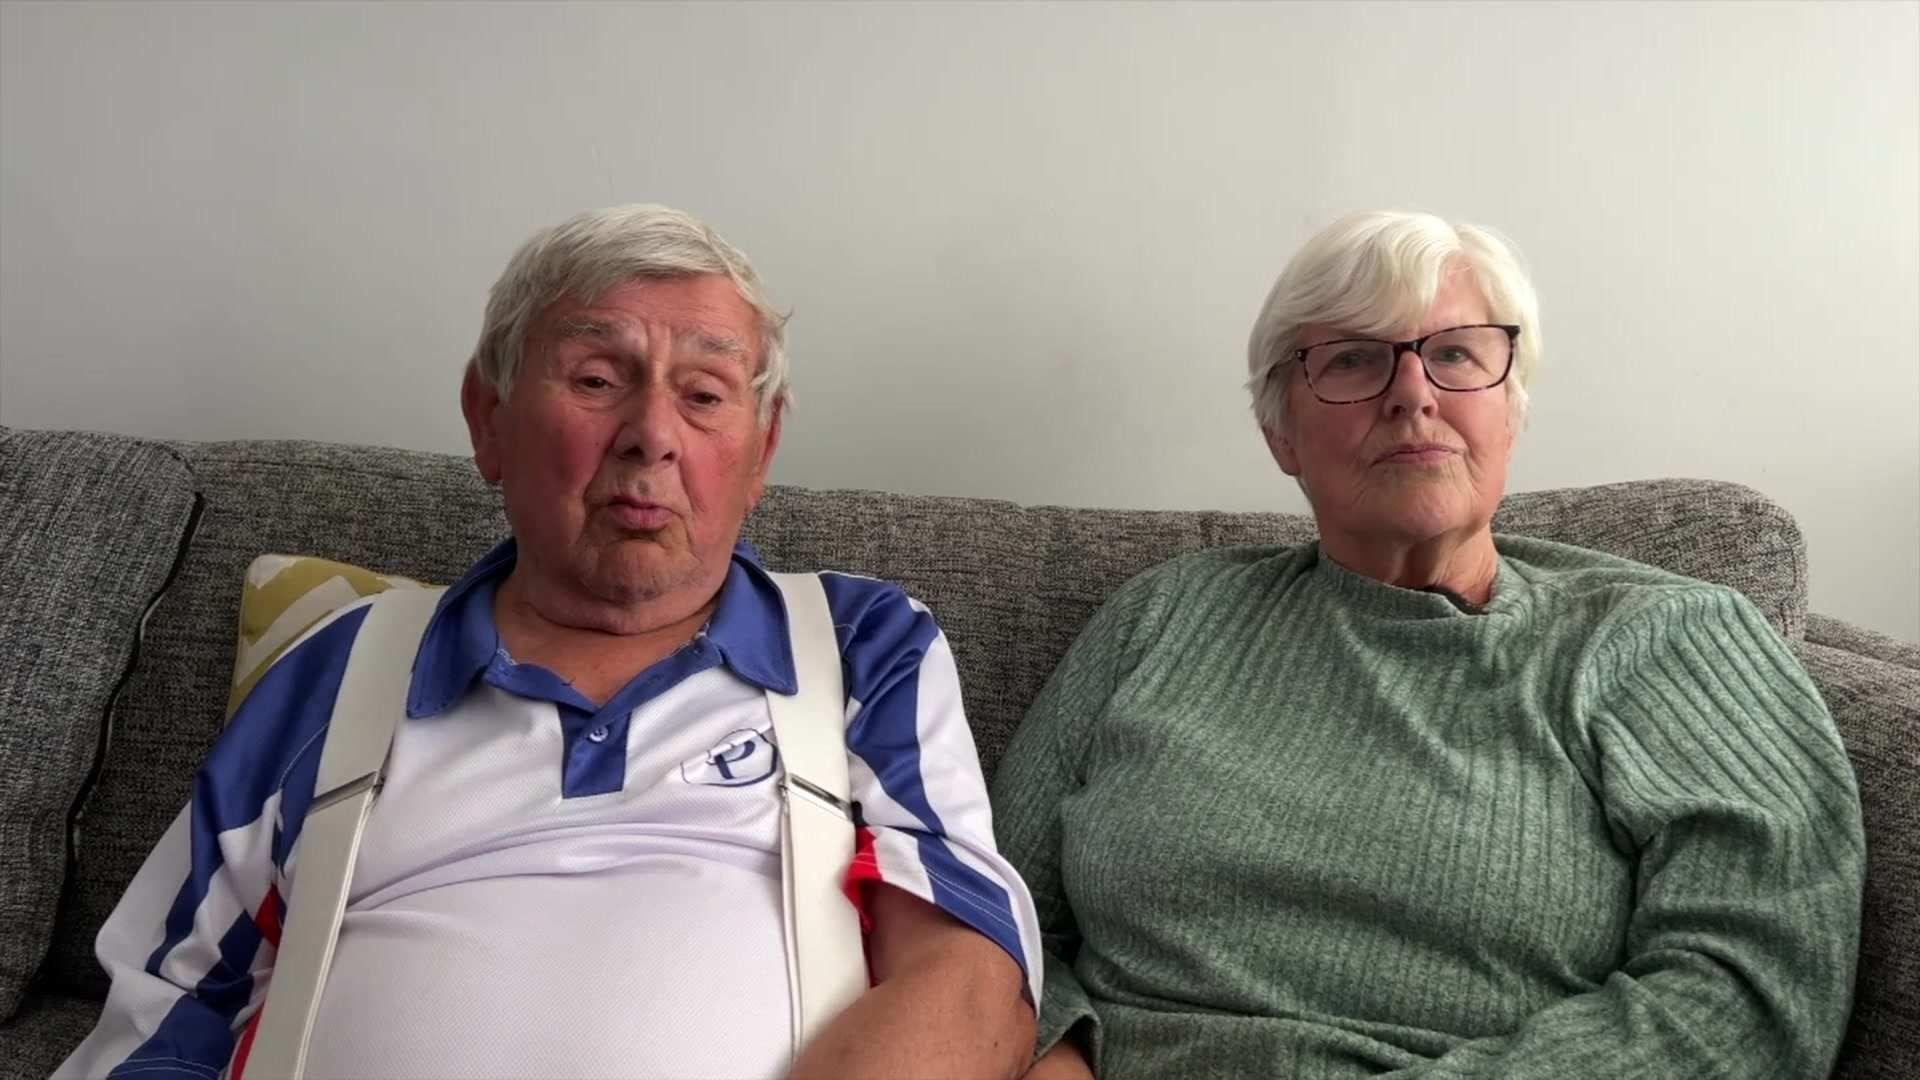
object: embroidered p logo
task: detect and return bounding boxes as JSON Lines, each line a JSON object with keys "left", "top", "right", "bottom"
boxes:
{"left": 681, "top": 728, "right": 780, "bottom": 787}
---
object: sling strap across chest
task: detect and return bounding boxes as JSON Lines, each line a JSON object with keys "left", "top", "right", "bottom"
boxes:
{"left": 244, "top": 573, "right": 865, "bottom": 1078}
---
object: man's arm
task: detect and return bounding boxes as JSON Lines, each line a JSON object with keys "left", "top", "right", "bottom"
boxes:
{"left": 55, "top": 803, "right": 260, "bottom": 1080}
{"left": 789, "top": 887, "right": 1035, "bottom": 1080}
{"left": 816, "top": 574, "right": 1046, "bottom": 1073}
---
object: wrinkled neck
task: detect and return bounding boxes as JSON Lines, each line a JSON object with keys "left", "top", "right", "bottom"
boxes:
{"left": 1316, "top": 527, "right": 1502, "bottom": 606}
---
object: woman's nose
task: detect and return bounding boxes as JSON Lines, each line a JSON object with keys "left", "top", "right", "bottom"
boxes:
{"left": 1381, "top": 347, "right": 1438, "bottom": 416}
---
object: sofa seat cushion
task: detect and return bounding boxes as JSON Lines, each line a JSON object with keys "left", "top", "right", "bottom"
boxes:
{"left": 0, "top": 429, "right": 199, "bottom": 1020}
{"left": 0, "top": 990, "right": 107, "bottom": 1078}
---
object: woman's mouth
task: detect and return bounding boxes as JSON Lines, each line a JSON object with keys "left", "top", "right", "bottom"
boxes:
{"left": 1377, "top": 444, "right": 1458, "bottom": 465}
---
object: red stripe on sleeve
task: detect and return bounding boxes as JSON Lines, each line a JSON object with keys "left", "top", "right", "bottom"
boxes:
{"left": 230, "top": 883, "right": 284, "bottom": 1079}
{"left": 230, "top": 1007, "right": 264, "bottom": 1079}
{"left": 841, "top": 825, "right": 883, "bottom": 934}
{"left": 253, "top": 883, "right": 284, "bottom": 947}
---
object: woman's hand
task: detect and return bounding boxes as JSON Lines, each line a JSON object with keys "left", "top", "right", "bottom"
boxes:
{"left": 1020, "top": 1041, "right": 1094, "bottom": 1080}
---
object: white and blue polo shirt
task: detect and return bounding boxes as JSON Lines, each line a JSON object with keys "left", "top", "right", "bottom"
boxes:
{"left": 58, "top": 541, "right": 1041, "bottom": 1080}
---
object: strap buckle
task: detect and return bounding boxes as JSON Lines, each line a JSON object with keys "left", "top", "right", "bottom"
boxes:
{"left": 782, "top": 772, "right": 852, "bottom": 819}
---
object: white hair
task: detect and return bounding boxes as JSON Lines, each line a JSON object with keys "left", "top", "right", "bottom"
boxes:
{"left": 1246, "top": 210, "right": 1540, "bottom": 435}
{"left": 470, "top": 204, "right": 791, "bottom": 426}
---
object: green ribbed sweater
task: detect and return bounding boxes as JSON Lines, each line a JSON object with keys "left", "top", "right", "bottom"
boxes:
{"left": 991, "top": 537, "right": 1864, "bottom": 1079}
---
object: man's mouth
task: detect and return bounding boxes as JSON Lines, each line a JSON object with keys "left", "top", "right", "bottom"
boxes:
{"left": 604, "top": 498, "right": 674, "bottom": 530}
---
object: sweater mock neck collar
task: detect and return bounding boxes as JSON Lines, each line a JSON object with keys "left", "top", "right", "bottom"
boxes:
{"left": 1309, "top": 541, "right": 1525, "bottom": 620}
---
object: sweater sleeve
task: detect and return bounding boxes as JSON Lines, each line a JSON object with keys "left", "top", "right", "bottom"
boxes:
{"left": 1392, "top": 587, "right": 1865, "bottom": 1079}
{"left": 990, "top": 572, "right": 1161, "bottom": 1071}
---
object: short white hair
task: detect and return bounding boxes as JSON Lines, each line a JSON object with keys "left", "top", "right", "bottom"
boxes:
{"left": 470, "top": 204, "right": 791, "bottom": 426}
{"left": 1246, "top": 210, "right": 1540, "bottom": 435}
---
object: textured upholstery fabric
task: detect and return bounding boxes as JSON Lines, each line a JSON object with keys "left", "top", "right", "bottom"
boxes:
{"left": 1798, "top": 642, "right": 1920, "bottom": 1079}
{"left": 0, "top": 991, "right": 105, "bottom": 1079}
{"left": 6, "top": 433, "right": 1903, "bottom": 1078}
{"left": 1811, "top": 613, "right": 1920, "bottom": 673}
{"left": 0, "top": 428, "right": 198, "bottom": 1021}
{"left": 746, "top": 487, "right": 1313, "bottom": 779}
{"left": 1488, "top": 476, "right": 1809, "bottom": 640}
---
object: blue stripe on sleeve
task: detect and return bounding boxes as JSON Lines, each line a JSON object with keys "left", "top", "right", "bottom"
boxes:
{"left": 138, "top": 605, "right": 368, "bottom": 1030}
{"left": 913, "top": 834, "right": 1024, "bottom": 971}
{"left": 193, "top": 909, "right": 271, "bottom": 1019}
{"left": 107, "top": 995, "right": 236, "bottom": 1079}
{"left": 823, "top": 574, "right": 1029, "bottom": 977}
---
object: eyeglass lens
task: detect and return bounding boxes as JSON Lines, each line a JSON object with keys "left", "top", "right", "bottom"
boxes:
{"left": 1302, "top": 326, "right": 1511, "bottom": 403}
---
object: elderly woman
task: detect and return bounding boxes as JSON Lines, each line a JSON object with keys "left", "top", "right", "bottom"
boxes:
{"left": 992, "top": 211, "right": 1865, "bottom": 1079}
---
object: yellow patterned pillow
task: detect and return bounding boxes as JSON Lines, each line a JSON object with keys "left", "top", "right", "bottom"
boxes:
{"left": 228, "top": 555, "right": 435, "bottom": 717}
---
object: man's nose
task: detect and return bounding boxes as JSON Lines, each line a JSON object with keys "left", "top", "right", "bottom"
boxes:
{"left": 613, "top": 385, "right": 681, "bottom": 464}
{"left": 1381, "top": 347, "right": 1438, "bottom": 417}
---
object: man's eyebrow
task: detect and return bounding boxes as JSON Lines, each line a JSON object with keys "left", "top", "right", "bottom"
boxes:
{"left": 550, "top": 319, "right": 746, "bottom": 359}
{"left": 551, "top": 316, "right": 617, "bottom": 341}
{"left": 688, "top": 331, "right": 750, "bottom": 359}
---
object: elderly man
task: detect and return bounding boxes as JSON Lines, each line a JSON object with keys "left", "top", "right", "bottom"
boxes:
{"left": 59, "top": 205, "right": 1039, "bottom": 1080}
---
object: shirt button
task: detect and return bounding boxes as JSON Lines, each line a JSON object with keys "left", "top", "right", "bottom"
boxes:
{"left": 586, "top": 725, "right": 610, "bottom": 744}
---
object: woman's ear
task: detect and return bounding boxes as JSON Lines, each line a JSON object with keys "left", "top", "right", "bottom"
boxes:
{"left": 1263, "top": 423, "right": 1301, "bottom": 477}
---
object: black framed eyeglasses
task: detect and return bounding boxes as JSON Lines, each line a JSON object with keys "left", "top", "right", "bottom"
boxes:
{"left": 1291, "top": 324, "right": 1520, "bottom": 405}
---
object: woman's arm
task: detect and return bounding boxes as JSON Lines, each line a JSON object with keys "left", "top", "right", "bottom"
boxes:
{"left": 1022, "top": 1039, "right": 1095, "bottom": 1080}
{"left": 992, "top": 575, "right": 1162, "bottom": 1076}
{"left": 1390, "top": 588, "right": 1865, "bottom": 1078}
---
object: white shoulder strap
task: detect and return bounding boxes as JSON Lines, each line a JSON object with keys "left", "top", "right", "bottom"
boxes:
{"left": 763, "top": 571, "right": 868, "bottom": 1062}
{"left": 246, "top": 585, "right": 445, "bottom": 1080}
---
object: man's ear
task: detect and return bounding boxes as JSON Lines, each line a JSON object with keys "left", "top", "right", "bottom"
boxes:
{"left": 461, "top": 364, "right": 504, "bottom": 485}
{"left": 1263, "top": 423, "right": 1301, "bottom": 477}
{"left": 748, "top": 401, "right": 784, "bottom": 508}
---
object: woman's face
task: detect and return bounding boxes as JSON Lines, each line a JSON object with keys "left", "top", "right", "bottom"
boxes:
{"left": 1265, "top": 267, "right": 1516, "bottom": 554}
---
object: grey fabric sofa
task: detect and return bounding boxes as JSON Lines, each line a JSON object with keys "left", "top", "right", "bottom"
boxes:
{"left": 2, "top": 424, "right": 1915, "bottom": 1079}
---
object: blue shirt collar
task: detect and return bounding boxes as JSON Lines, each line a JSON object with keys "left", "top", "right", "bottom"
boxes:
{"left": 406, "top": 537, "right": 797, "bottom": 717}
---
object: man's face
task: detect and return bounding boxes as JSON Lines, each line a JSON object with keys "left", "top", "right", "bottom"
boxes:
{"left": 463, "top": 274, "right": 780, "bottom": 612}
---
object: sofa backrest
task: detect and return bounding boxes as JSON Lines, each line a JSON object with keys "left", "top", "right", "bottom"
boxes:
{"left": 38, "top": 437, "right": 1809, "bottom": 998}
{"left": 749, "top": 477, "right": 1808, "bottom": 782}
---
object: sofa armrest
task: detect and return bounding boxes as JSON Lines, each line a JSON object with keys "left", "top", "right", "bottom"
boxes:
{"left": 1796, "top": 642, "right": 1920, "bottom": 1079}
{"left": 1807, "top": 613, "right": 1920, "bottom": 673}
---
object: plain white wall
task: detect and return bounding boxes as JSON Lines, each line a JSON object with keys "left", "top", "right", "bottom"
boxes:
{"left": 3, "top": 1, "right": 1916, "bottom": 639}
